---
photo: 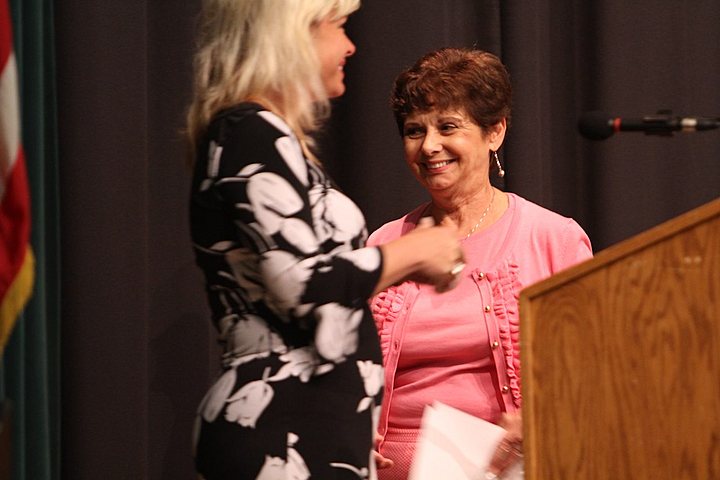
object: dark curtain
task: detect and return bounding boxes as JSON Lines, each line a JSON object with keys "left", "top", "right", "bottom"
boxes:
{"left": 2, "top": 0, "right": 61, "bottom": 479}
{"left": 325, "top": 0, "right": 720, "bottom": 248}
{"left": 52, "top": 1, "right": 720, "bottom": 478}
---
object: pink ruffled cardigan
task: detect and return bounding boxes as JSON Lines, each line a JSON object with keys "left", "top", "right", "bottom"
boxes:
{"left": 368, "top": 193, "right": 593, "bottom": 478}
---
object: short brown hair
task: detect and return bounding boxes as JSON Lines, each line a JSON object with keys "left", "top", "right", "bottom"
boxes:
{"left": 390, "top": 47, "right": 512, "bottom": 135}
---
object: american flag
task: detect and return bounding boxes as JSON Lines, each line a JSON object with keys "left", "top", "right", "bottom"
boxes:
{"left": 0, "top": 0, "right": 34, "bottom": 354}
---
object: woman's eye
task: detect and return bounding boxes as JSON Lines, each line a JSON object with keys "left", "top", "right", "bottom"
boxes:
{"left": 404, "top": 127, "right": 424, "bottom": 139}
{"left": 440, "top": 123, "right": 457, "bottom": 133}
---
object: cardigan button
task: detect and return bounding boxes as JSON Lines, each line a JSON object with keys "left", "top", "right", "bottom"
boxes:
{"left": 491, "top": 341, "right": 500, "bottom": 349}
{"left": 501, "top": 385, "right": 509, "bottom": 393}
{"left": 484, "top": 305, "right": 491, "bottom": 312}
{"left": 390, "top": 299, "right": 403, "bottom": 312}
{"left": 478, "top": 272, "right": 485, "bottom": 279}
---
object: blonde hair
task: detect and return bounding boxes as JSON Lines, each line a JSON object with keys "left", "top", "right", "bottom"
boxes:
{"left": 186, "top": 0, "right": 360, "bottom": 157}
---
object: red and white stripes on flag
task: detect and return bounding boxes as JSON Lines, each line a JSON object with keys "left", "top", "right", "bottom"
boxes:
{"left": 0, "top": 0, "right": 35, "bottom": 354}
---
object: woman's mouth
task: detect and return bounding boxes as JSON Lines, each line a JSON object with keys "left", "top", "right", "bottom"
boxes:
{"left": 424, "top": 159, "right": 455, "bottom": 171}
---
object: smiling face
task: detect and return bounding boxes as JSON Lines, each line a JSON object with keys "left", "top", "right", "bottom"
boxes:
{"left": 402, "top": 108, "right": 506, "bottom": 200}
{"left": 312, "top": 15, "right": 356, "bottom": 99}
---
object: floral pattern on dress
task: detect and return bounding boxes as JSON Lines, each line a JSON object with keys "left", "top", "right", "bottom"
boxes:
{"left": 356, "top": 360, "right": 384, "bottom": 413}
{"left": 191, "top": 104, "right": 383, "bottom": 479}
{"left": 225, "top": 374, "right": 275, "bottom": 428}
{"left": 255, "top": 432, "right": 310, "bottom": 480}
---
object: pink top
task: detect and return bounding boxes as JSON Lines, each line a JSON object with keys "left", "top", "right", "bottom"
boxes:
{"left": 368, "top": 193, "right": 593, "bottom": 479}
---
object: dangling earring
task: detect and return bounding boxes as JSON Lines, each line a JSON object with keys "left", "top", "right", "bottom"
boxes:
{"left": 493, "top": 150, "right": 505, "bottom": 178}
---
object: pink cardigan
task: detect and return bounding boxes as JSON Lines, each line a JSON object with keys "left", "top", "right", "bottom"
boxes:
{"left": 368, "top": 193, "right": 593, "bottom": 446}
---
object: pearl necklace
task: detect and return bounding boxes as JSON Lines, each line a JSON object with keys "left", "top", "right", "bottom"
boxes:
{"left": 465, "top": 188, "right": 495, "bottom": 239}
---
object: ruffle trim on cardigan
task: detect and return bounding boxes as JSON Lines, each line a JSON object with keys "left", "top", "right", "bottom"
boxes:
{"left": 370, "top": 287, "right": 406, "bottom": 367}
{"left": 486, "top": 262, "right": 523, "bottom": 409}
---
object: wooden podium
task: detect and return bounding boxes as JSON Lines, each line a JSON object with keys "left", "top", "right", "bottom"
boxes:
{"left": 520, "top": 198, "right": 720, "bottom": 479}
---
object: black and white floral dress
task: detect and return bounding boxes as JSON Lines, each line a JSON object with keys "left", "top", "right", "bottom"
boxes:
{"left": 190, "top": 103, "right": 384, "bottom": 480}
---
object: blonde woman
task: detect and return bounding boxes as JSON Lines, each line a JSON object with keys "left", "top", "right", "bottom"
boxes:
{"left": 186, "top": 2, "right": 465, "bottom": 478}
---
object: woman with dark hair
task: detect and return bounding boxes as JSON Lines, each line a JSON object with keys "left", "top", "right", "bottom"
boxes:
{"left": 369, "top": 47, "right": 593, "bottom": 479}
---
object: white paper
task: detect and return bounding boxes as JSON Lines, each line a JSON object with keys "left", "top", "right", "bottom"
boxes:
{"left": 408, "top": 401, "right": 523, "bottom": 480}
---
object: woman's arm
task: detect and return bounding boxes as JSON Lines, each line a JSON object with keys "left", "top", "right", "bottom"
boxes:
{"left": 373, "top": 217, "right": 464, "bottom": 295}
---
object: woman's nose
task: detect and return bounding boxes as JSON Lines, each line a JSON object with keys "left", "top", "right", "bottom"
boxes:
{"left": 421, "top": 130, "right": 442, "bottom": 156}
{"left": 345, "top": 36, "right": 356, "bottom": 57}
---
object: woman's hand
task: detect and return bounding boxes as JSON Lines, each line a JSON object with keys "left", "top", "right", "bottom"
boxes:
{"left": 486, "top": 413, "right": 523, "bottom": 478}
{"left": 373, "top": 434, "right": 394, "bottom": 469}
{"left": 373, "top": 217, "right": 465, "bottom": 295}
{"left": 373, "top": 450, "right": 394, "bottom": 470}
{"left": 412, "top": 217, "right": 465, "bottom": 292}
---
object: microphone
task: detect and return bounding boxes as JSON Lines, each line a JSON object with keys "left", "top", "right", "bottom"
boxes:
{"left": 578, "top": 110, "right": 720, "bottom": 140}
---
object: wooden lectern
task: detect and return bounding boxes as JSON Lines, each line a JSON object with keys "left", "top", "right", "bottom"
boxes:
{"left": 520, "top": 198, "right": 720, "bottom": 479}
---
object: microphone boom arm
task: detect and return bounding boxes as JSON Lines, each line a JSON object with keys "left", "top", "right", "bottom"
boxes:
{"left": 578, "top": 110, "right": 720, "bottom": 140}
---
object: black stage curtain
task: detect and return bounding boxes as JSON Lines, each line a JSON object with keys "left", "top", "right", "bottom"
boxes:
{"left": 54, "top": 1, "right": 720, "bottom": 478}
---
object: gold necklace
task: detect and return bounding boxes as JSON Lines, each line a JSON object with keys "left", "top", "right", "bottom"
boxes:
{"left": 465, "top": 188, "right": 495, "bottom": 239}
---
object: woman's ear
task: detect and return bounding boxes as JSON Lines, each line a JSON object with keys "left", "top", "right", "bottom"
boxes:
{"left": 487, "top": 118, "right": 507, "bottom": 150}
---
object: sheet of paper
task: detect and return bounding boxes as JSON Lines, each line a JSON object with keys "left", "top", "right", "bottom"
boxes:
{"left": 408, "top": 401, "right": 523, "bottom": 480}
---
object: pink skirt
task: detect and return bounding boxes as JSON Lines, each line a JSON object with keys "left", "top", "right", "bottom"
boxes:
{"left": 378, "top": 427, "right": 419, "bottom": 480}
